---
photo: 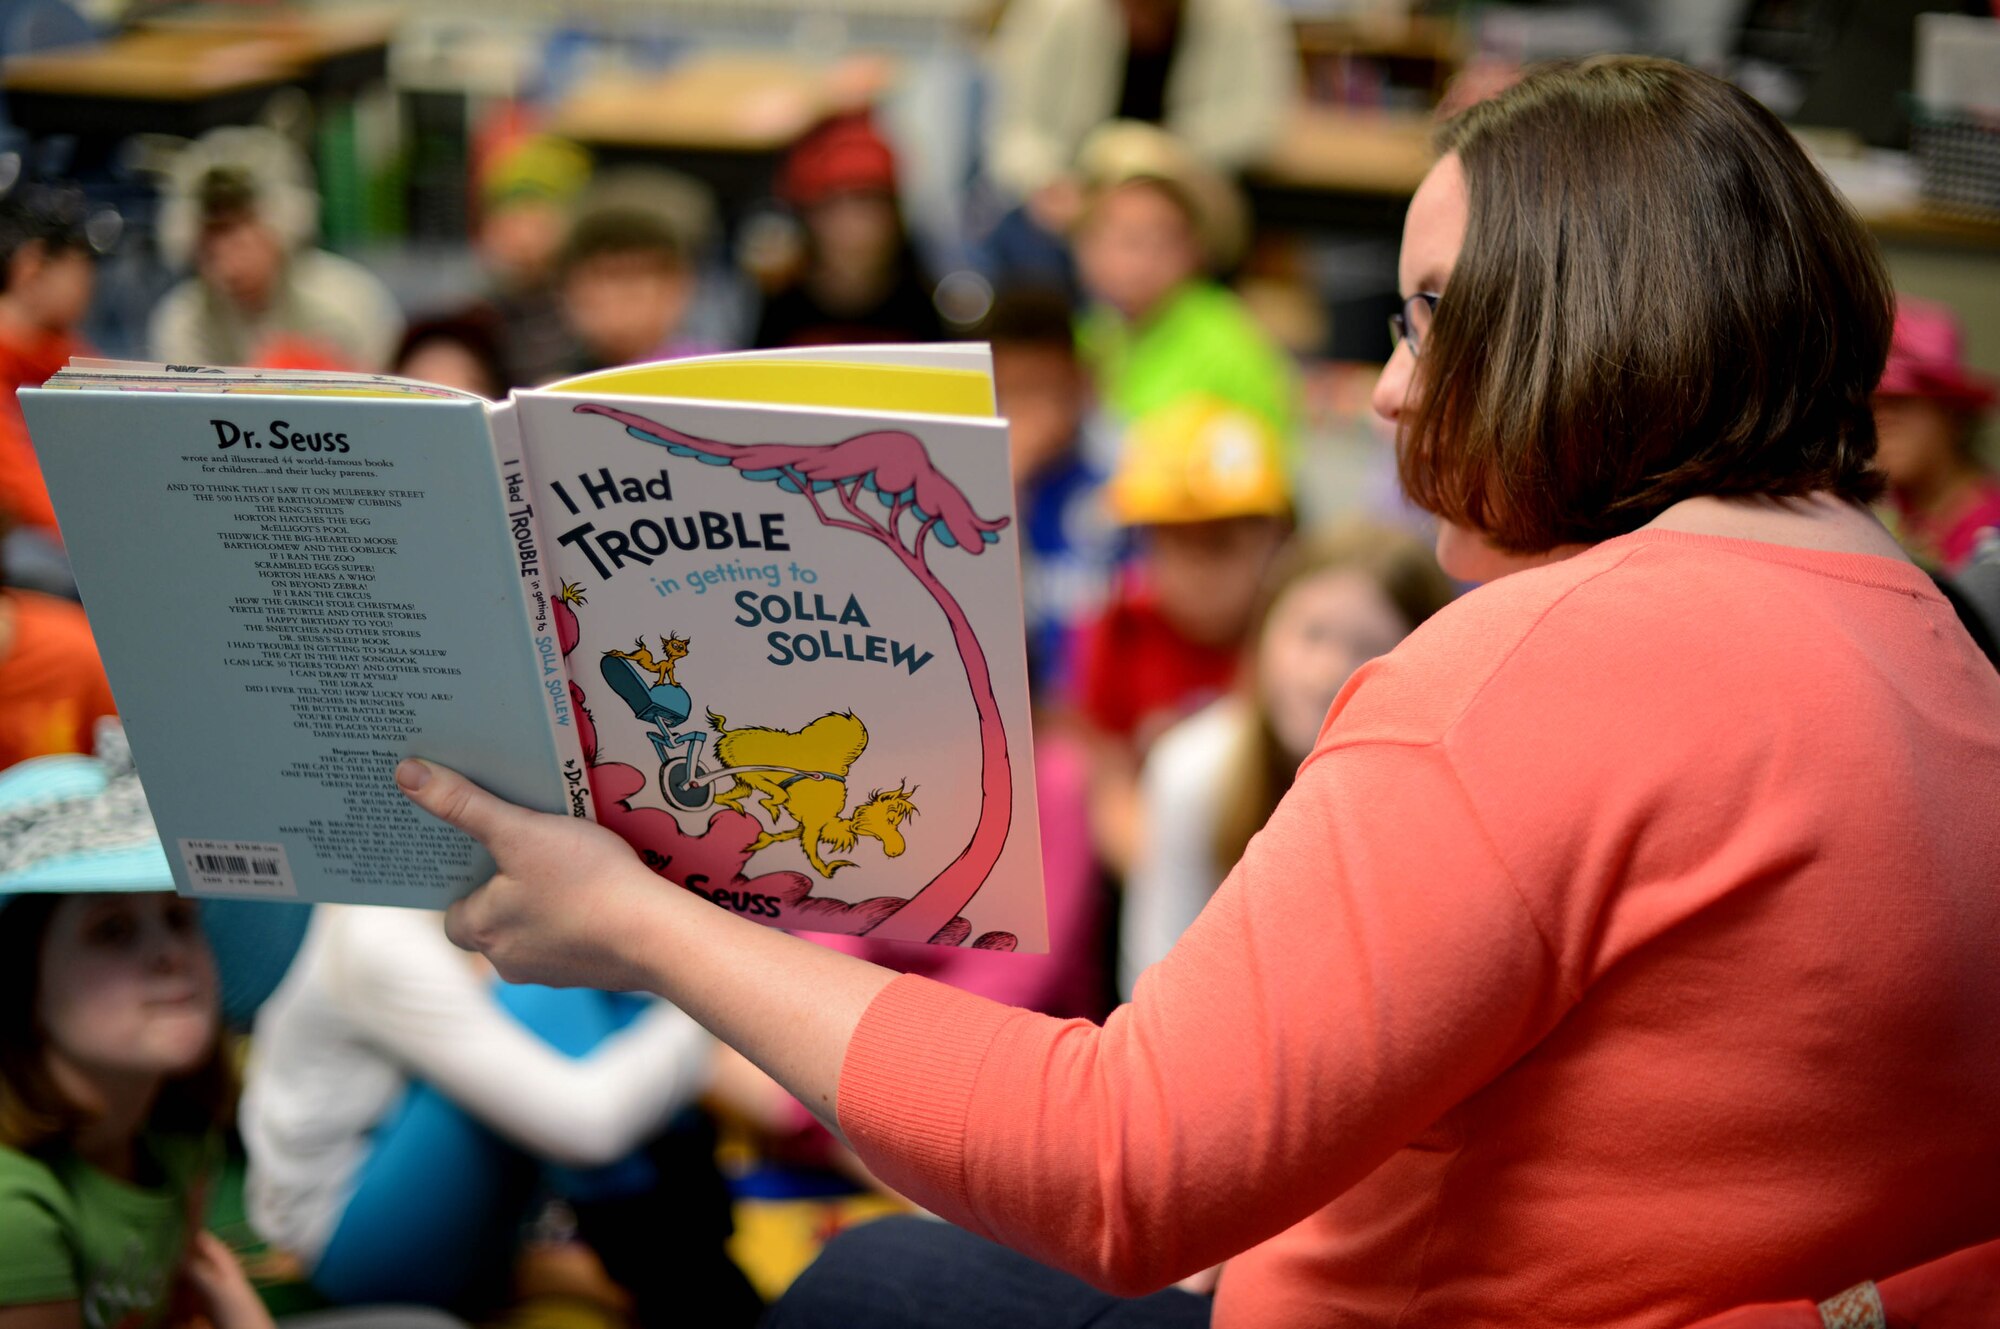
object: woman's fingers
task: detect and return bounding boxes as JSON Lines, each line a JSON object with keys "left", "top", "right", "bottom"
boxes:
{"left": 441, "top": 884, "right": 493, "bottom": 956}
{"left": 395, "top": 758, "right": 525, "bottom": 849}
{"left": 398, "top": 756, "right": 659, "bottom": 985}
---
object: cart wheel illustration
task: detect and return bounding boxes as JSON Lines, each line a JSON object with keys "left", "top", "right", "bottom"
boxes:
{"left": 660, "top": 749, "right": 716, "bottom": 811}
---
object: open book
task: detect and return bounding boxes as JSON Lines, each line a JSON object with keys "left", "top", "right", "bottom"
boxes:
{"left": 21, "top": 346, "right": 1045, "bottom": 951}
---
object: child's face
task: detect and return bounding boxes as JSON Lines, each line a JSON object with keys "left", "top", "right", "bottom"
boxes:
{"left": 20, "top": 245, "right": 94, "bottom": 332}
{"left": 1075, "top": 182, "right": 1203, "bottom": 323}
{"left": 1872, "top": 394, "right": 1972, "bottom": 491}
{"left": 1258, "top": 568, "right": 1412, "bottom": 760}
{"left": 994, "top": 343, "right": 1086, "bottom": 486}
{"left": 479, "top": 197, "right": 568, "bottom": 290}
{"left": 1144, "top": 515, "right": 1287, "bottom": 648}
{"left": 806, "top": 191, "right": 900, "bottom": 272}
{"left": 562, "top": 252, "right": 694, "bottom": 368}
{"left": 37, "top": 893, "right": 218, "bottom": 1081}
{"left": 199, "top": 217, "right": 286, "bottom": 314}
{"left": 399, "top": 337, "right": 500, "bottom": 398}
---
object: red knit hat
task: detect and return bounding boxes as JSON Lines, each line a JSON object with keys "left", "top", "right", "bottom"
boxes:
{"left": 780, "top": 113, "right": 898, "bottom": 207}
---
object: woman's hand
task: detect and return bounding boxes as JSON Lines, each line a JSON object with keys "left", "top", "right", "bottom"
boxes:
{"left": 180, "top": 1232, "right": 274, "bottom": 1329}
{"left": 397, "top": 756, "right": 898, "bottom": 1142}
{"left": 396, "top": 757, "right": 667, "bottom": 990}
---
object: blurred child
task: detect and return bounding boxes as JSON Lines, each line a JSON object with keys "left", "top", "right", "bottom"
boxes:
{"left": 0, "top": 529, "right": 116, "bottom": 768}
{"left": 982, "top": 287, "right": 1125, "bottom": 694}
{"left": 752, "top": 114, "right": 943, "bottom": 349}
{"left": 242, "top": 903, "right": 764, "bottom": 1325}
{"left": 1119, "top": 521, "right": 1453, "bottom": 995}
{"left": 0, "top": 193, "right": 94, "bottom": 597}
{"left": 473, "top": 133, "right": 593, "bottom": 388}
{"left": 149, "top": 128, "right": 402, "bottom": 372}
{"left": 393, "top": 310, "right": 511, "bottom": 400}
{"left": 1071, "top": 394, "right": 1292, "bottom": 872}
{"left": 1070, "top": 121, "right": 1295, "bottom": 447}
{"left": 0, "top": 730, "right": 271, "bottom": 1329}
{"left": 1873, "top": 297, "right": 2000, "bottom": 574}
{"left": 557, "top": 170, "right": 717, "bottom": 374}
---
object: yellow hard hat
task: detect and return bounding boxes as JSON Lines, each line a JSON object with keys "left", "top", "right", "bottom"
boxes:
{"left": 1104, "top": 396, "right": 1293, "bottom": 526}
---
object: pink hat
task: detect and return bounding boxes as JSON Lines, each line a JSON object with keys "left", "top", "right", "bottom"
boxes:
{"left": 1877, "top": 297, "right": 1996, "bottom": 412}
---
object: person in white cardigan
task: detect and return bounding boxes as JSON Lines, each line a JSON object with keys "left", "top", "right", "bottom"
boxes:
{"left": 986, "top": 0, "right": 1298, "bottom": 223}
{"left": 242, "top": 904, "right": 767, "bottom": 1324}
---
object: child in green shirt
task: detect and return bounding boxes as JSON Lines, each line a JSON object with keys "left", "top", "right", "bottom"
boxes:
{"left": 1069, "top": 121, "right": 1296, "bottom": 445}
{"left": 0, "top": 726, "right": 271, "bottom": 1329}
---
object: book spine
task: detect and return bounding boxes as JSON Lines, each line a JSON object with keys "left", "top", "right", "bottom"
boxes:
{"left": 488, "top": 401, "right": 596, "bottom": 822}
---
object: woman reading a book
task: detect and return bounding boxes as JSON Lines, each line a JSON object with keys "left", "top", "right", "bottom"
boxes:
{"left": 393, "top": 58, "right": 2000, "bottom": 1327}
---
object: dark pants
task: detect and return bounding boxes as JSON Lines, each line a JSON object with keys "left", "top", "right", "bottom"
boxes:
{"left": 764, "top": 1215, "right": 1213, "bottom": 1329}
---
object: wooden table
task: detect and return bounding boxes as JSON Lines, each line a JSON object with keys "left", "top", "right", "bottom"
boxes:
{"left": 1246, "top": 105, "right": 2000, "bottom": 253}
{"left": 1, "top": 9, "right": 395, "bottom": 157}
{"left": 549, "top": 50, "right": 897, "bottom": 208}
{"left": 1246, "top": 106, "right": 1437, "bottom": 235}
{"left": 1294, "top": 13, "right": 1465, "bottom": 105}
{"left": 1854, "top": 203, "right": 2000, "bottom": 252}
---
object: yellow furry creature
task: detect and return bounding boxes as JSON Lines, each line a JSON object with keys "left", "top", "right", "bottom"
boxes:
{"left": 707, "top": 708, "right": 918, "bottom": 877}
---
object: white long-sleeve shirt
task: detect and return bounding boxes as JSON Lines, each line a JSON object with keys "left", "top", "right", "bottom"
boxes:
{"left": 241, "top": 905, "right": 714, "bottom": 1263}
{"left": 1117, "top": 696, "right": 1242, "bottom": 1000}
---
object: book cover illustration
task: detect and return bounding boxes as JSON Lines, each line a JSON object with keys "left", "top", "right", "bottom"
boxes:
{"left": 522, "top": 392, "right": 1046, "bottom": 952}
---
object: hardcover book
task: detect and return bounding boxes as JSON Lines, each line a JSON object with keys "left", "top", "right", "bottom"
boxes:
{"left": 21, "top": 346, "right": 1045, "bottom": 951}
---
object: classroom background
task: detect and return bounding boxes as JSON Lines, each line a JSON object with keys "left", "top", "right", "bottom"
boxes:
{"left": 1, "top": 0, "right": 1998, "bottom": 1324}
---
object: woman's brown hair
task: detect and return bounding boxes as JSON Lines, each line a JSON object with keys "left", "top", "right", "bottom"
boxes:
{"left": 1399, "top": 56, "right": 1893, "bottom": 553}
{"left": 0, "top": 895, "right": 233, "bottom": 1154}
{"left": 1211, "top": 522, "right": 1455, "bottom": 871}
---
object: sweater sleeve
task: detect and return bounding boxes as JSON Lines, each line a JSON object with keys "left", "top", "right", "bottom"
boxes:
{"left": 838, "top": 736, "right": 1578, "bottom": 1296}
{"left": 326, "top": 909, "right": 714, "bottom": 1168}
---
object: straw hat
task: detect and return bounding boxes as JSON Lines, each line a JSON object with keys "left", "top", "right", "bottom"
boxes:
{"left": 1074, "top": 120, "right": 1249, "bottom": 272}
{"left": 1104, "top": 395, "right": 1292, "bottom": 525}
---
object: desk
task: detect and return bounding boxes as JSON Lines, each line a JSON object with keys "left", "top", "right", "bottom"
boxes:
{"left": 128, "top": 9, "right": 396, "bottom": 102}
{"left": 1854, "top": 204, "right": 2000, "bottom": 252}
{"left": 549, "top": 51, "right": 896, "bottom": 209}
{"left": 1247, "top": 105, "right": 2000, "bottom": 251}
{"left": 1246, "top": 106, "right": 1436, "bottom": 234}
{"left": 2, "top": 10, "right": 394, "bottom": 158}
{"left": 1294, "top": 14, "right": 1464, "bottom": 106}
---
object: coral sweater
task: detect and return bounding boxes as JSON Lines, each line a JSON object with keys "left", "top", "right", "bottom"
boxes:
{"left": 837, "top": 529, "right": 2000, "bottom": 1328}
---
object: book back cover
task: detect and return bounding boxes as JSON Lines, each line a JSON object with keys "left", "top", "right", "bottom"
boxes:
{"left": 22, "top": 388, "right": 577, "bottom": 906}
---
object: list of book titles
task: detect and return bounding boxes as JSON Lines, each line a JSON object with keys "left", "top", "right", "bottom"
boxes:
{"left": 183, "top": 462, "right": 471, "bottom": 892}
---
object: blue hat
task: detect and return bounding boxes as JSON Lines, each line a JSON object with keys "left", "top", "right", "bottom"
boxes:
{"left": 0, "top": 722, "right": 310, "bottom": 1028}
{"left": 0, "top": 723, "right": 176, "bottom": 898}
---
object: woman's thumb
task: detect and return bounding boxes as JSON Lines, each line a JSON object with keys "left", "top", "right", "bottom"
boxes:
{"left": 395, "top": 758, "right": 515, "bottom": 846}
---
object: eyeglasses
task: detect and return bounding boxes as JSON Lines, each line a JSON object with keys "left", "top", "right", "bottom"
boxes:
{"left": 1388, "top": 292, "right": 1440, "bottom": 357}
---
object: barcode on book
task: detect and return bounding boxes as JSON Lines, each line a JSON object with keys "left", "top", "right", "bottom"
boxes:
{"left": 179, "top": 839, "right": 298, "bottom": 898}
